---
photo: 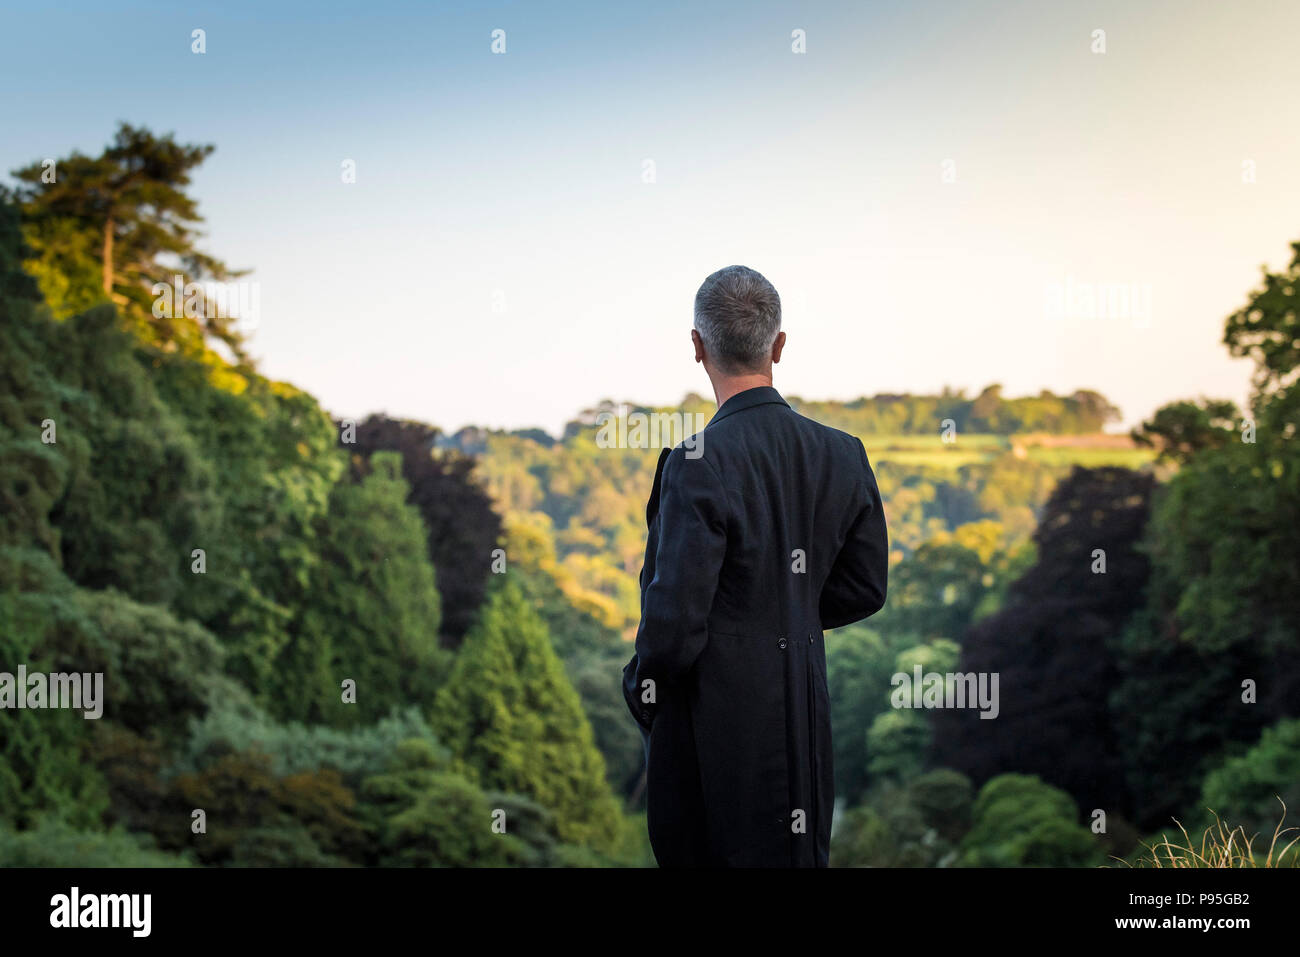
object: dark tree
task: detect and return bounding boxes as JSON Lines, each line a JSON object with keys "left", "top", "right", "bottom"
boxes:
{"left": 345, "top": 414, "right": 502, "bottom": 642}
{"left": 930, "top": 467, "right": 1155, "bottom": 819}
{"left": 1223, "top": 240, "right": 1300, "bottom": 395}
{"left": 1131, "top": 398, "right": 1242, "bottom": 464}
{"left": 0, "top": 191, "right": 40, "bottom": 301}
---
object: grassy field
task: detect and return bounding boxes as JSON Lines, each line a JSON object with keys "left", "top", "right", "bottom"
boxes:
{"left": 858, "top": 434, "right": 1008, "bottom": 452}
{"left": 857, "top": 433, "right": 1157, "bottom": 471}
{"left": 1025, "top": 446, "right": 1156, "bottom": 468}
{"left": 873, "top": 450, "right": 995, "bottom": 469}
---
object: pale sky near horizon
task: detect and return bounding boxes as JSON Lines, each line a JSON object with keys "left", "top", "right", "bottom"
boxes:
{"left": 3, "top": 0, "right": 1299, "bottom": 436}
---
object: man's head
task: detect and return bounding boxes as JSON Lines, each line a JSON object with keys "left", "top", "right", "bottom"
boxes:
{"left": 692, "top": 265, "right": 786, "bottom": 378}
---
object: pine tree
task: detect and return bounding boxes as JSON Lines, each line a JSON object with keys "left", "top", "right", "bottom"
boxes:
{"left": 431, "top": 580, "right": 623, "bottom": 852}
{"left": 11, "top": 123, "right": 244, "bottom": 354}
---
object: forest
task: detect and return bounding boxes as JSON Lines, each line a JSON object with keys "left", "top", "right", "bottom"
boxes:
{"left": 1, "top": 125, "right": 1297, "bottom": 867}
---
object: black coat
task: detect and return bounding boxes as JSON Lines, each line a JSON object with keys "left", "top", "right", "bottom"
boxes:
{"left": 623, "top": 386, "right": 889, "bottom": 867}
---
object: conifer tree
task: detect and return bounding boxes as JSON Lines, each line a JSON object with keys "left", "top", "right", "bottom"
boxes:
{"left": 432, "top": 580, "right": 623, "bottom": 852}
{"left": 283, "top": 451, "right": 448, "bottom": 725}
{"left": 11, "top": 123, "right": 244, "bottom": 354}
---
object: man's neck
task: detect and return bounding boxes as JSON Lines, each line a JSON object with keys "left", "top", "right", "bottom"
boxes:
{"left": 711, "top": 373, "right": 774, "bottom": 410}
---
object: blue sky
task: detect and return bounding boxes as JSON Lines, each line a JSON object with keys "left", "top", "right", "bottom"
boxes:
{"left": 4, "top": 0, "right": 1299, "bottom": 434}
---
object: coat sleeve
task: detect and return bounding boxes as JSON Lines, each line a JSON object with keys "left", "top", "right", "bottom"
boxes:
{"left": 819, "top": 439, "right": 889, "bottom": 630}
{"left": 623, "top": 447, "right": 728, "bottom": 729}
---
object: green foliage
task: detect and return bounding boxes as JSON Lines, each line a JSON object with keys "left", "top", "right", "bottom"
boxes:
{"left": 563, "top": 655, "right": 646, "bottom": 796}
{"left": 791, "top": 386, "right": 1119, "bottom": 436}
{"left": 0, "top": 192, "right": 41, "bottom": 301}
{"left": 931, "top": 467, "right": 1154, "bottom": 821}
{"left": 1131, "top": 398, "right": 1242, "bottom": 464}
{"left": 829, "top": 806, "right": 892, "bottom": 867}
{"left": 866, "top": 710, "right": 930, "bottom": 783}
{"left": 1135, "top": 243, "right": 1300, "bottom": 800}
{"left": 478, "top": 790, "right": 644, "bottom": 866}
{"left": 0, "top": 549, "right": 110, "bottom": 829}
{"left": 431, "top": 581, "right": 625, "bottom": 853}
{"left": 358, "top": 740, "right": 528, "bottom": 867}
{"left": 11, "top": 122, "right": 244, "bottom": 354}
{"left": 1223, "top": 240, "right": 1300, "bottom": 395}
{"left": 468, "top": 396, "right": 1139, "bottom": 639}
{"left": 175, "top": 702, "right": 448, "bottom": 786}
{"left": 163, "top": 751, "right": 366, "bottom": 866}
{"left": 959, "top": 774, "right": 1101, "bottom": 867}
{"left": 71, "top": 587, "right": 228, "bottom": 736}
{"left": 0, "top": 177, "right": 636, "bottom": 866}
{"left": 0, "top": 819, "right": 190, "bottom": 867}
{"left": 1143, "top": 390, "right": 1300, "bottom": 659}
{"left": 826, "top": 625, "right": 898, "bottom": 802}
{"left": 0, "top": 243, "right": 352, "bottom": 711}
{"left": 880, "top": 542, "right": 989, "bottom": 639}
{"left": 469, "top": 427, "right": 657, "bottom": 633}
{"left": 90, "top": 724, "right": 175, "bottom": 837}
{"left": 895, "top": 638, "right": 961, "bottom": 676}
{"left": 502, "top": 514, "right": 644, "bottom": 793}
{"left": 284, "top": 450, "right": 448, "bottom": 726}
{"left": 349, "top": 415, "right": 503, "bottom": 640}
{"left": 0, "top": 545, "right": 234, "bottom": 829}
{"left": 1108, "top": 606, "right": 1268, "bottom": 829}
{"left": 862, "top": 640, "right": 961, "bottom": 784}
{"left": 826, "top": 627, "right": 962, "bottom": 800}
{"left": 151, "top": 353, "right": 344, "bottom": 701}
{"left": 831, "top": 770, "right": 973, "bottom": 867}
{"left": 0, "top": 142, "right": 638, "bottom": 867}
{"left": 0, "top": 298, "right": 218, "bottom": 604}
{"left": 1199, "top": 719, "right": 1300, "bottom": 853}
{"left": 908, "top": 768, "right": 975, "bottom": 843}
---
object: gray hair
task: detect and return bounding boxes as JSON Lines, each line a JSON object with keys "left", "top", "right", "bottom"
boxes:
{"left": 693, "top": 265, "right": 782, "bottom": 373}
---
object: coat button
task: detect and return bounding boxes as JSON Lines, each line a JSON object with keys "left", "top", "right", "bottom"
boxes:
{"left": 777, "top": 638, "right": 787, "bottom": 650}
{"left": 808, "top": 632, "right": 814, "bottom": 643}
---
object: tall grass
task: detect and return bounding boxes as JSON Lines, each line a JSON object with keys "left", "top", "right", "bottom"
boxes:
{"left": 1117, "top": 800, "right": 1299, "bottom": 868}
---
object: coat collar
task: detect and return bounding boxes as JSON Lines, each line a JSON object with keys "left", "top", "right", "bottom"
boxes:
{"left": 709, "top": 385, "right": 790, "bottom": 425}
{"left": 645, "top": 386, "right": 788, "bottom": 527}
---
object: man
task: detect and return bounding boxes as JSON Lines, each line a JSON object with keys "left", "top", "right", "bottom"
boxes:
{"left": 622, "top": 265, "right": 889, "bottom": 868}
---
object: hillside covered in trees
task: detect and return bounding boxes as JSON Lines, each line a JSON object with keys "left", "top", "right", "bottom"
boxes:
{"left": 1, "top": 126, "right": 1297, "bottom": 867}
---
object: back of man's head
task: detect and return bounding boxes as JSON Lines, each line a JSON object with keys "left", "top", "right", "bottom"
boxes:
{"left": 693, "top": 265, "right": 782, "bottom": 375}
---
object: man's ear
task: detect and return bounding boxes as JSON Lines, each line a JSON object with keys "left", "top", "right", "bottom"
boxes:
{"left": 692, "top": 328, "right": 705, "bottom": 363}
{"left": 771, "top": 331, "right": 786, "bottom": 364}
